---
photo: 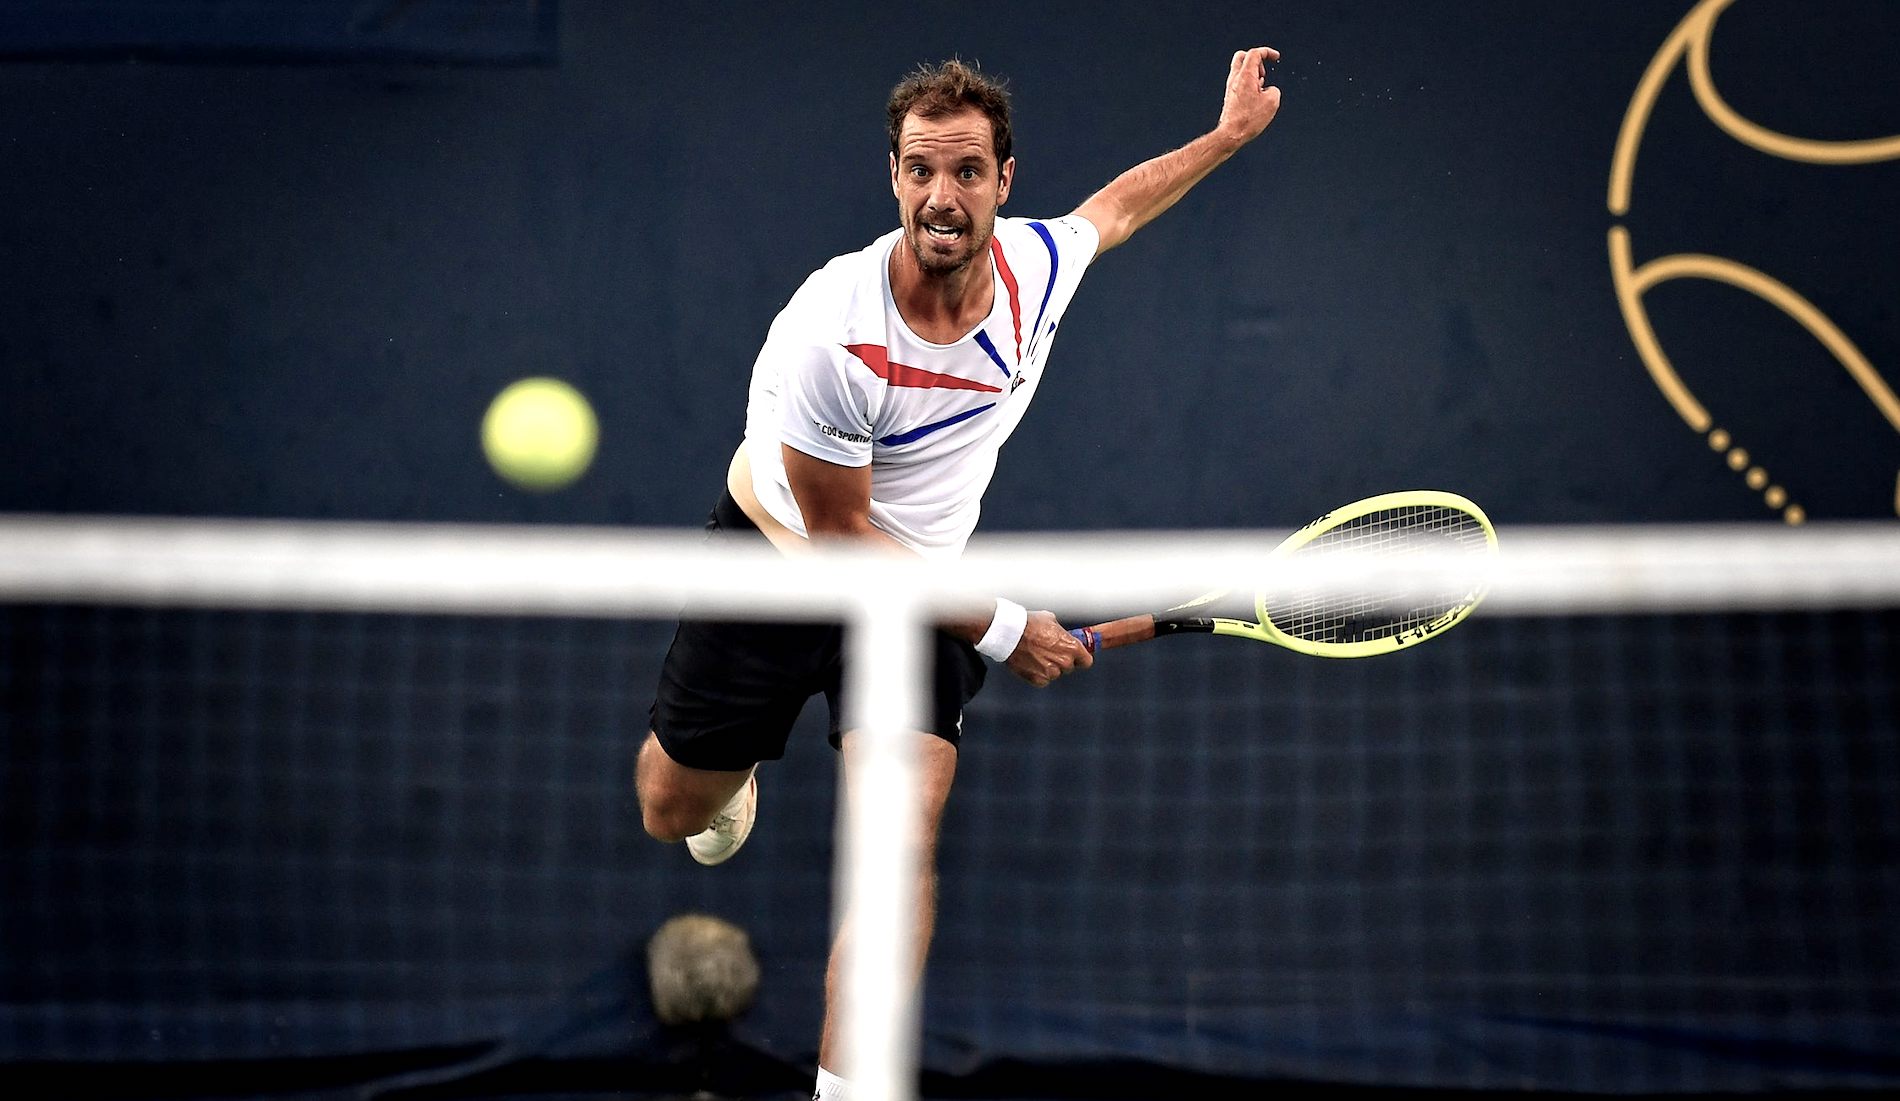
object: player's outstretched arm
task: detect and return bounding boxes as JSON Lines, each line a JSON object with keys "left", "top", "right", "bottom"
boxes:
{"left": 1072, "top": 46, "right": 1281, "bottom": 254}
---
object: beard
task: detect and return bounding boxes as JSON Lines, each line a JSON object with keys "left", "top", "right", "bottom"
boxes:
{"left": 905, "top": 211, "right": 992, "bottom": 276}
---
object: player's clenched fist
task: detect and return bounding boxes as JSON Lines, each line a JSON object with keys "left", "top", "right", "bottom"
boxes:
{"left": 1006, "top": 610, "right": 1094, "bottom": 687}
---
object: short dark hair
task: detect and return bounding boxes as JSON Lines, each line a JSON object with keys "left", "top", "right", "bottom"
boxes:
{"left": 886, "top": 58, "right": 1013, "bottom": 167}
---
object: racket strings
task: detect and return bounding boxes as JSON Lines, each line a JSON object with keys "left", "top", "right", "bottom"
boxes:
{"left": 1264, "top": 505, "right": 1489, "bottom": 644}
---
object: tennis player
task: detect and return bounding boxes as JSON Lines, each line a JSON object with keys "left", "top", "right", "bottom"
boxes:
{"left": 638, "top": 47, "right": 1281, "bottom": 1100}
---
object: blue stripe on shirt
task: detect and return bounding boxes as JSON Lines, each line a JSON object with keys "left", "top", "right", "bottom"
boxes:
{"left": 876, "top": 403, "right": 996, "bottom": 446}
{"left": 972, "top": 330, "right": 1011, "bottom": 378}
{"left": 1028, "top": 221, "right": 1060, "bottom": 338}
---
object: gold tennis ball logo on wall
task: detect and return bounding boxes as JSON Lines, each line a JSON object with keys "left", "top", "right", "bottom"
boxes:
{"left": 1609, "top": 0, "right": 1900, "bottom": 522}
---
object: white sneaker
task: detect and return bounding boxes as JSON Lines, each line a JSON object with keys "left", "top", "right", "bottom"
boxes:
{"left": 686, "top": 773, "right": 757, "bottom": 866}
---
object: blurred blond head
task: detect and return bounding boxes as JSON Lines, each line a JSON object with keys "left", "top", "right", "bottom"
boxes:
{"left": 646, "top": 913, "right": 761, "bottom": 1026}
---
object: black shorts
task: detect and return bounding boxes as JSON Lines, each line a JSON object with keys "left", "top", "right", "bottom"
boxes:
{"left": 648, "top": 490, "right": 987, "bottom": 771}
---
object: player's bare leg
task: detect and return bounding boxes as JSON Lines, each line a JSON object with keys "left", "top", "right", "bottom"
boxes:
{"left": 635, "top": 732, "right": 755, "bottom": 858}
{"left": 817, "top": 730, "right": 958, "bottom": 1083}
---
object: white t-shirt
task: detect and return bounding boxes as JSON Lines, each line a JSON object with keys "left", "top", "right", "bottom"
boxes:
{"left": 744, "top": 215, "right": 1100, "bottom": 558}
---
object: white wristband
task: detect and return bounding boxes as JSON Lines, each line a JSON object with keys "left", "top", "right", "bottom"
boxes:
{"left": 974, "top": 597, "right": 1028, "bottom": 662}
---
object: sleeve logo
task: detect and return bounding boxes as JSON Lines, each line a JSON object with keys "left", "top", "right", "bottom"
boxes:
{"left": 814, "top": 421, "right": 872, "bottom": 444}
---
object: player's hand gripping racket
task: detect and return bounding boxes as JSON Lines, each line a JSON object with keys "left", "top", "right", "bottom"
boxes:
{"left": 1070, "top": 490, "right": 1498, "bottom": 658}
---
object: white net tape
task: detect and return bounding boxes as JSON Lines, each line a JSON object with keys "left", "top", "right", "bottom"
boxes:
{"left": 4, "top": 514, "right": 1899, "bottom": 617}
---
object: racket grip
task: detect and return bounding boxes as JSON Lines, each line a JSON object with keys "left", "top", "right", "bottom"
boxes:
{"left": 1070, "top": 627, "right": 1101, "bottom": 654}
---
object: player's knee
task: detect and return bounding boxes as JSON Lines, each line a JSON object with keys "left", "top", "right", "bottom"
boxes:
{"left": 640, "top": 794, "right": 706, "bottom": 843}
{"left": 635, "top": 735, "right": 698, "bottom": 841}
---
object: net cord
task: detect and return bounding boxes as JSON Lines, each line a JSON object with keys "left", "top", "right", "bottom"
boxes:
{"left": 3, "top": 514, "right": 1899, "bottom": 618}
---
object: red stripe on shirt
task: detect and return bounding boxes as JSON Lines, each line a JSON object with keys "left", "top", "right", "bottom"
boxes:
{"left": 989, "top": 236, "right": 1023, "bottom": 361}
{"left": 843, "top": 344, "right": 1003, "bottom": 393}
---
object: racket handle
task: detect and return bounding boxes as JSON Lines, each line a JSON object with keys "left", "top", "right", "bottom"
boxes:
{"left": 1068, "top": 615, "right": 1158, "bottom": 654}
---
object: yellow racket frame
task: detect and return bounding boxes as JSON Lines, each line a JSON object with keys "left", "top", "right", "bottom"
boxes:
{"left": 1200, "top": 489, "right": 1500, "bottom": 658}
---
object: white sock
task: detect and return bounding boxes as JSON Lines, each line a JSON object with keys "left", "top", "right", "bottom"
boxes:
{"left": 814, "top": 1065, "right": 852, "bottom": 1101}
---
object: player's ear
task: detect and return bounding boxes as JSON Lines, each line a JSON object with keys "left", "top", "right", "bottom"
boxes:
{"left": 997, "top": 156, "right": 1014, "bottom": 206}
{"left": 889, "top": 152, "right": 900, "bottom": 198}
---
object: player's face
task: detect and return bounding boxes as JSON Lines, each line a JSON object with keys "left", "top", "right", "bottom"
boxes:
{"left": 890, "top": 109, "right": 1014, "bottom": 277}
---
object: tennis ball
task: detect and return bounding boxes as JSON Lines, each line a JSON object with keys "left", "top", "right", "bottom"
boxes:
{"left": 481, "top": 377, "right": 599, "bottom": 491}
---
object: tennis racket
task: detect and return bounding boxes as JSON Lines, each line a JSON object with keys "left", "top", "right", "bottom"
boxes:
{"left": 1069, "top": 490, "right": 1498, "bottom": 658}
